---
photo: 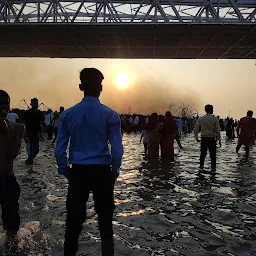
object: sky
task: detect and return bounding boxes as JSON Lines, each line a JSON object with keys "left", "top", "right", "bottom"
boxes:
{"left": 0, "top": 58, "right": 255, "bottom": 119}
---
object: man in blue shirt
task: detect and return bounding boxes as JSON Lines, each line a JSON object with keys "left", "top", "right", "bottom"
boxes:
{"left": 55, "top": 68, "right": 124, "bottom": 256}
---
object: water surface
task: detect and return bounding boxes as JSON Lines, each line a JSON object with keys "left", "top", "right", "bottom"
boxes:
{"left": 1, "top": 133, "right": 256, "bottom": 255}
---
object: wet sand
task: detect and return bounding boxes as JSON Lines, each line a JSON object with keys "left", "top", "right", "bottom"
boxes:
{"left": 1, "top": 133, "right": 256, "bottom": 255}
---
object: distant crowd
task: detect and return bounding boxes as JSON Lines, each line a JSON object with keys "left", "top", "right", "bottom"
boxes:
{"left": 119, "top": 114, "right": 239, "bottom": 138}
{"left": 8, "top": 107, "right": 239, "bottom": 142}
{"left": 7, "top": 107, "right": 239, "bottom": 140}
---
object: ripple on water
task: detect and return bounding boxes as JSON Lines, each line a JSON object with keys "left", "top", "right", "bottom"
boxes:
{"left": 2, "top": 133, "right": 254, "bottom": 255}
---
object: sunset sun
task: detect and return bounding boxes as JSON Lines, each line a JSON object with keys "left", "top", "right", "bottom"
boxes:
{"left": 116, "top": 74, "right": 130, "bottom": 89}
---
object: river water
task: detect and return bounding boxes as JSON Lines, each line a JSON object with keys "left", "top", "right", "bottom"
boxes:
{"left": 1, "top": 133, "right": 256, "bottom": 256}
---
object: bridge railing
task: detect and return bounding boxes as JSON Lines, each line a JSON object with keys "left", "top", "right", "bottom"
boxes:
{"left": 0, "top": 0, "right": 255, "bottom": 24}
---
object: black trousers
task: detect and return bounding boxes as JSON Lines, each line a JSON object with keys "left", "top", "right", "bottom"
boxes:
{"left": 52, "top": 127, "right": 58, "bottom": 144}
{"left": 143, "top": 143, "right": 148, "bottom": 154}
{"left": 47, "top": 126, "right": 53, "bottom": 140}
{"left": 27, "top": 140, "right": 40, "bottom": 163}
{"left": 0, "top": 174, "right": 20, "bottom": 233}
{"left": 175, "top": 134, "right": 183, "bottom": 149}
{"left": 200, "top": 137, "right": 216, "bottom": 170}
{"left": 64, "top": 165, "right": 115, "bottom": 256}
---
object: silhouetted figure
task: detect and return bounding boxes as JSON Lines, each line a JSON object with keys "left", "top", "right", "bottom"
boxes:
{"left": 187, "top": 118, "right": 194, "bottom": 133}
{"left": 176, "top": 117, "right": 183, "bottom": 136}
{"left": 226, "top": 117, "right": 235, "bottom": 139}
{"left": 218, "top": 118, "right": 225, "bottom": 131}
{"left": 194, "top": 105, "right": 221, "bottom": 172}
{"left": 147, "top": 113, "right": 161, "bottom": 158}
{"left": 236, "top": 110, "right": 256, "bottom": 157}
{"left": 52, "top": 107, "right": 65, "bottom": 145}
{"left": 45, "top": 109, "right": 54, "bottom": 140}
{"left": 234, "top": 119, "right": 238, "bottom": 137}
{"left": 160, "top": 111, "right": 177, "bottom": 161}
{"left": 175, "top": 117, "right": 183, "bottom": 149}
{"left": 23, "top": 98, "right": 44, "bottom": 165}
{"left": 55, "top": 68, "right": 123, "bottom": 256}
{"left": 0, "top": 90, "right": 25, "bottom": 251}
{"left": 140, "top": 125, "right": 149, "bottom": 155}
{"left": 159, "top": 115, "right": 164, "bottom": 123}
{"left": 133, "top": 115, "right": 140, "bottom": 132}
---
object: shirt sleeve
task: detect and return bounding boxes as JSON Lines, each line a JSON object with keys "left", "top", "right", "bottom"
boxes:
{"left": 194, "top": 119, "right": 201, "bottom": 140}
{"left": 215, "top": 118, "right": 221, "bottom": 141}
{"left": 108, "top": 112, "right": 124, "bottom": 174}
{"left": 55, "top": 113, "right": 70, "bottom": 176}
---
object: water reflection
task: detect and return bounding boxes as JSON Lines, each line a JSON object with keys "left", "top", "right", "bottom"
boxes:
{"left": 0, "top": 133, "right": 255, "bottom": 255}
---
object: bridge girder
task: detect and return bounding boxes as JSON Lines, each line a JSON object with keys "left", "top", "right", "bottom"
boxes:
{"left": 0, "top": 0, "right": 255, "bottom": 24}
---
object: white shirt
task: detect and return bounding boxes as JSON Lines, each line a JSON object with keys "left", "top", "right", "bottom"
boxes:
{"left": 45, "top": 113, "right": 53, "bottom": 126}
{"left": 194, "top": 114, "right": 221, "bottom": 141}
{"left": 7, "top": 113, "right": 19, "bottom": 123}
{"left": 134, "top": 116, "right": 140, "bottom": 125}
{"left": 141, "top": 130, "right": 148, "bottom": 143}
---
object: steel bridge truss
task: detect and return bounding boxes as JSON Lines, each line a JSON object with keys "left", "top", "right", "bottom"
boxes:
{"left": 0, "top": 0, "right": 255, "bottom": 24}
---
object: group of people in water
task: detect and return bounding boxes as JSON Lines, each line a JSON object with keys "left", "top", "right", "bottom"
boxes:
{"left": 0, "top": 68, "right": 256, "bottom": 256}
{"left": 120, "top": 114, "right": 196, "bottom": 134}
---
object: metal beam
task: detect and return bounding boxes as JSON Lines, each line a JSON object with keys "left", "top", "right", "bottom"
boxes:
{"left": 167, "top": 0, "right": 183, "bottom": 22}
{"left": 247, "top": 8, "right": 256, "bottom": 21}
{"left": 228, "top": 0, "right": 244, "bottom": 20}
{"left": 0, "top": 0, "right": 255, "bottom": 24}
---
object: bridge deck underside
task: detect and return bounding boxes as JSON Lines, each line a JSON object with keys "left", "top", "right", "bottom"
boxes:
{"left": 0, "top": 24, "right": 255, "bottom": 59}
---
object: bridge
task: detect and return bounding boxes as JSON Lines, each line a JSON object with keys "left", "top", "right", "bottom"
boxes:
{"left": 0, "top": 0, "right": 255, "bottom": 59}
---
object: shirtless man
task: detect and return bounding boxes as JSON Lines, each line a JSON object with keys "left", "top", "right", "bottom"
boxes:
{"left": 0, "top": 90, "right": 25, "bottom": 247}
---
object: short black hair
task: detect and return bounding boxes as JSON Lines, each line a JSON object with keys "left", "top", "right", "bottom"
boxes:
{"left": 31, "top": 98, "right": 38, "bottom": 104}
{"left": 80, "top": 68, "right": 104, "bottom": 84}
{"left": 165, "top": 111, "right": 172, "bottom": 117}
{"left": 247, "top": 110, "right": 253, "bottom": 117}
{"left": 205, "top": 104, "right": 213, "bottom": 114}
{"left": 0, "top": 90, "right": 10, "bottom": 100}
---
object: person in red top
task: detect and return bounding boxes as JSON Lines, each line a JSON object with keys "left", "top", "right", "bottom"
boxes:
{"left": 236, "top": 110, "right": 256, "bottom": 156}
{"left": 160, "top": 111, "right": 178, "bottom": 160}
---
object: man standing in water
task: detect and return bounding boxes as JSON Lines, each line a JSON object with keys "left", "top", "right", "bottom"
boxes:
{"left": 236, "top": 110, "right": 256, "bottom": 157}
{"left": 52, "top": 106, "right": 65, "bottom": 145}
{"left": 55, "top": 68, "right": 123, "bottom": 256}
{"left": 0, "top": 90, "right": 24, "bottom": 248}
{"left": 194, "top": 104, "right": 221, "bottom": 171}
{"left": 23, "top": 98, "right": 44, "bottom": 165}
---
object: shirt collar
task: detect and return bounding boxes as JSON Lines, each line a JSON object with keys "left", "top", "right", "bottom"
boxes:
{"left": 82, "top": 96, "right": 100, "bottom": 102}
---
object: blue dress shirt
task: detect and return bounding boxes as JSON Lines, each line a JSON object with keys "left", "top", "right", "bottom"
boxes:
{"left": 55, "top": 96, "right": 124, "bottom": 177}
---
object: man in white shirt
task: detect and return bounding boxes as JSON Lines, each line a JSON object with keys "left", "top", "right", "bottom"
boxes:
{"left": 134, "top": 115, "right": 140, "bottom": 132}
{"left": 134, "top": 115, "right": 139, "bottom": 125}
{"left": 7, "top": 110, "right": 19, "bottom": 123}
{"left": 194, "top": 104, "right": 221, "bottom": 171}
{"left": 44, "top": 110, "right": 54, "bottom": 140}
{"left": 52, "top": 107, "right": 65, "bottom": 145}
